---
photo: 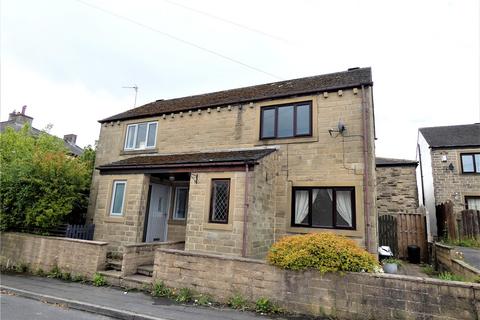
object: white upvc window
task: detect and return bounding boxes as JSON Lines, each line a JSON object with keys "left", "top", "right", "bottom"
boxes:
{"left": 124, "top": 122, "right": 158, "bottom": 150}
{"left": 173, "top": 186, "right": 189, "bottom": 220}
{"left": 110, "top": 181, "right": 127, "bottom": 216}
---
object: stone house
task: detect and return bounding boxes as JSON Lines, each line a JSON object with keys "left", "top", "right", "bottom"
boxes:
{"left": 376, "top": 157, "right": 418, "bottom": 216}
{"left": 0, "top": 106, "right": 84, "bottom": 156}
{"left": 416, "top": 123, "right": 480, "bottom": 239}
{"left": 87, "top": 67, "right": 378, "bottom": 258}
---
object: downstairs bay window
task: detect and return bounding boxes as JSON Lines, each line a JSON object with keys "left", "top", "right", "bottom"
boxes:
{"left": 292, "top": 187, "right": 356, "bottom": 229}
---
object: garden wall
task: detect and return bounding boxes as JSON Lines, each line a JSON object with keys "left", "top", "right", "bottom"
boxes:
{"left": 0, "top": 232, "right": 107, "bottom": 277}
{"left": 435, "top": 242, "right": 480, "bottom": 281}
{"left": 154, "top": 248, "right": 480, "bottom": 320}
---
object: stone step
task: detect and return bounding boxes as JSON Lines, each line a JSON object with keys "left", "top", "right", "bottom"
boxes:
{"left": 106, "top": 259, "right": 122, "bottom": 271}
{"left": 136, "top": 265, "right": 153, "bottom": 277}
{"left": 98, "top": 270, "right": 152, "bottom": 291}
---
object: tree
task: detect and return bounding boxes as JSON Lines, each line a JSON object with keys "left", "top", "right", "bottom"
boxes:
{"left": 0, "top": 126, "right": 94, "bottom": 231}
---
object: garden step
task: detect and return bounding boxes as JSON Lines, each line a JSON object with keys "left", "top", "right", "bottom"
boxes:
{"left": 136, "top": 265, "right": 153, "bottom": 277}
{"left": 106, "top": 258, "right": 122, "bottom": 271}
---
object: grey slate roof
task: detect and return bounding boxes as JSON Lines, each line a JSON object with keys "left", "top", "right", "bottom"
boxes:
{"left": 100, "top": 67, "right": 372, "bottom": 123}
{"left": 98, "top": 148, "right": 276, "bottom": 171}
{"left": 419, "top": 123, "right": 480, "bottom": 148}
{"left": 0, "top": 121, "right": 84, "bottom": 157}
{"left": 376, "top": 157, "right": 418, "bottom": 167}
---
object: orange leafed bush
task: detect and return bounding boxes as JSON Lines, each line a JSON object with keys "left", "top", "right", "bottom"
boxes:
{"left": 267, "top": 232, "right": 379, "bottom": 273}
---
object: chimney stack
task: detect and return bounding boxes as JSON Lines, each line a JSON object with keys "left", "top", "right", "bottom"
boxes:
{"left": 8, "top": 106, "right": 33, "bottom": 126}
{"left": 64, "top": 134, "right": 77, "bottom": 145}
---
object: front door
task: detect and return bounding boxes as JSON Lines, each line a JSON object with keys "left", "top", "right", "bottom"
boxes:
{"left": 145, "top": 183, "right": 170, "bottom": 242}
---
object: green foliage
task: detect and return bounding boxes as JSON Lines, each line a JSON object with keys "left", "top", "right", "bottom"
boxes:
{"left": 437, "top": 272, "right": 466, "bottom": 282}
{"left": 152, "top": 281, "right": 173, "bottom": 298}
{"left": 61, "top": 272, "right": 72, "bottom": 281}
{"left": 441, "top": 238, "right": 480, "bottom": 248}
{"left": 72, "top": 274, "right": 86, "bottom": 282}
{"left": 228, "top": 293, "right": 249, "bottom": 311}
{"left": 382, "top": 258, "right": 403, "bottom": 266}
{"left": 267, "top": 233, "right": 379, "bottom": 273}
{"left": 255, "top": 297, "right": 280, "bottom": 314}
{"left": 15, "top": 263, "right": 29, "bottom": 273}
{"left": 0, "top": 126, "right": 94, "bottom": 231}
{"left": 175, "top": 288, "right": 193, "bottom": 303}
{"left": 92, "top": 273, "right": 106, "bottom": 286}
{"left": 48, "top": 266, "right": 63, "bottom": 279}
{"left": 194, "top": 294, "right": 213, "bottom": 306}
{"left": 420, "top": 264, "right": 438, "bottom": 277}
{"left": 35, "top": 268, "right": 46, "bottom": 277}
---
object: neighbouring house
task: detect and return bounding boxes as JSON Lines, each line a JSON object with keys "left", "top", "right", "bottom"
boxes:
{"left": 376, "top": 157, "right": 419, "bottom": 216}
{"left": 416, "top": 123, "right": 480, "bottom": 240}
{"left": 87, "top": 67, "right": 378, "bottom": 258}
{"left": 0, "top": 106, "right": 84, "bottom": 156}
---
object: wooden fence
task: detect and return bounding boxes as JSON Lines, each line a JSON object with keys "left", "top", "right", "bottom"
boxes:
{"left": 378, "top": 213, "right": 427, "bottom": 261}
{"left": 457, "top": 209, "right": 480, "bottom": 240}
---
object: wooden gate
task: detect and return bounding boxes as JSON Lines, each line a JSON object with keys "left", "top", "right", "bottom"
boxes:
{"left": 378, "top": 215, "right": 398, "bottom": 255}
{"left": 457, "top": 210, "right": 480, "bottom": 240}
{"left": 378, "top": 213, "right": 427, "bottom": 261}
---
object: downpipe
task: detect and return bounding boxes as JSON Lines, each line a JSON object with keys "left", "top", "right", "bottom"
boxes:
{"left": 361, "top": 85, "right": 372, "bottom": 253}
{"left": 242, "top": 162, "right": 249, "bottom": 257}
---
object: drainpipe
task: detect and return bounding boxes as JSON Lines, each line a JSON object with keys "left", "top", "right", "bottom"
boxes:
{"left": 242, "top": 162, "right": 250, "bottom": 257}
{"left": 361, "top": 86, "right": 371, "bottom": 253}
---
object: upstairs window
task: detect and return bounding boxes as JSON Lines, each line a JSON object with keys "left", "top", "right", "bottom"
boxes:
{"left": 124, "top": 122, "right": 157, "bottom": 150}
{"left": 260, "top": 102, "right": 312, "bottom": 139}
{"left": 292, "top": 187, "right": 356, "bottom": 229}
{"left": 461, "top": 153, "right": 480, "bottom": 173}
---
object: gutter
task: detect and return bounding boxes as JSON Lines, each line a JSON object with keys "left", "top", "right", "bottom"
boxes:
{"left": 97, "top": 160, "right": 258, "bottom": 171}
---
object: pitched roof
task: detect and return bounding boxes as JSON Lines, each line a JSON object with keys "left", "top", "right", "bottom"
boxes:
{"left": 376, "top": 157, "right": 418, "bottom": 167}
{"left": 98, "top": 148, "right": 276, "bottom": 171}
{"left": 100, "top": 67, "right": 372, "bottom": 123}
{"left": 419, "top": 123, "right": 480, "bottom": 148}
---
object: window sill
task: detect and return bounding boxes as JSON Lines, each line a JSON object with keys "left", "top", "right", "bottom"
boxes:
{"left": 104, "top": 216, "right": 125, "bottom": 223}
{"left": 120, "top": 149, "right": 158, "bottom": 156}
{"left": 255, "top": 135, "right": 318, "bottom": 146}
{"left": 204, "top": 222, "right": 232, "bottom": 231}
{"left": 286, "top": 226, "right": 362, "bottom": 237}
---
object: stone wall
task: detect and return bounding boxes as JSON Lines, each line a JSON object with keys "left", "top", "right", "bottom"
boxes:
{"left": 0, "top": 232, "right": 107, "bottom": 277}
{"left": 376, "top": 165, "right": 418, "bottom": 215}
{"left": 88, "top": 87, "right": 378, "bottom": 255}
{"left": 435, "top": 243, "right": 480, "bottom": 282}
{"left": 154, "top": 248, "right": 480, "bottom": 320}
{"left": 431, "top": 148, "right": 480, "bottom": 215}
{"left": 121, "top": 241, "right": 184, "bottom": 276}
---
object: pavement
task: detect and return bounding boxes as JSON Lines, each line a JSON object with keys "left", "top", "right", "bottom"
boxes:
{"left": 0, "top": 273, "right": 310, "bottom": 320}
{"left": 1, "top": 293, "right": 114, "bottom": 320}
{"left": 455, "top": 246, "right": 480, "bottom": 270}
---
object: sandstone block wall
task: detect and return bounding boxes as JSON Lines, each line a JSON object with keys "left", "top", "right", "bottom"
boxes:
{"left": 154, "top": 248, "right": 480, "bottom": 320}
{"left": 0, "top": 232, "right": 107, "bottom": 277}
{"left": 431, "top": 148, "right": 480, "bottom": 215}
{"left": 376, "top": 165, "right": 419, "bottom": 215}
{"left": 435, "top": 243, "right": 480, "bottom": 282}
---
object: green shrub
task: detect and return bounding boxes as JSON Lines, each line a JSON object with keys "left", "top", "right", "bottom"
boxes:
{"left": 382, "top": 258, "right": 403, "bottom": 266}
{"left": 35, "top": 268, "right": 46, "bottom": 277}
{"left": 228, "top": 293, "right": 249, "bottom": 311}
{"left": 152, "top": 281, "right": 173, "bottom": 298}
{"left": 441, "top": 238, "right": 480, "bottom": 248}
{"left": 15, "top": 263, "right": 29, "bottom": 273}
{"left": 48, "top": 266, "right": 63, "bottom": 279}
{"left": 92, "top": 273, "right": 106, "bottom": 286}
{"left": 267, "top": 233, "right": 379, "bottom": 273}
{"left": 194, "top": 294, "right": 213, "bottom": 306}
{"left": 437, "top": 272, "right": 465, "bottom": 282}
{"left": 175, "top": 288, "right": 193, "bottom": 303}
{"left": 255, "top": 297, "right": 280, "bottom": 314}
{"left": 420, "top": 264, "right": 438, "bottom": 277}
{"left": 61, "top": 272, "right": 72, "bottom": 281}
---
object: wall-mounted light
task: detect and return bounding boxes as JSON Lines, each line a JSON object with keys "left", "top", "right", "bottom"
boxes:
{"left": 328, "top": 121, "right": 346, "bottom": 137}
{"left": 191, "top": 173, "right": 199, "bottom": 184}
{"left": 169, "top": 175, "right": 175, "bottom": 182}
{"left": 447, "top": 163, "right": 454, "bottom": 172}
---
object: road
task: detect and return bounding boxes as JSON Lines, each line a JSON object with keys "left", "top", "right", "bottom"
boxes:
{"left": 0, "top": 292, "right": 114, "bottom": 320}
{"left": 456, "top": 246, "right": 480, "bottom": 270}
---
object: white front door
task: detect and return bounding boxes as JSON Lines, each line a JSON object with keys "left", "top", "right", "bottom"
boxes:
{"left": 145, "top": 183, "right": 170, "bottom": 242}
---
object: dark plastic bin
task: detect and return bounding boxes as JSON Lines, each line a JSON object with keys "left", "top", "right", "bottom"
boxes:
{"left": 407, "top": 245, "right": 420, "bottom": 264}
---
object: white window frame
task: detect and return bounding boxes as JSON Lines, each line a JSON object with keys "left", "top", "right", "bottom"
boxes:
{"left": 124, "top": 122, "right": 158, "bottom": 151}
{"left": 110, "top": 181, "right": 127, "bottom": 216}
{"left": 172, "top": 186, "right": 189, "bottom": 220}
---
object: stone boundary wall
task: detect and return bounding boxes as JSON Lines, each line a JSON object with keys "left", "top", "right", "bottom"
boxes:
{"left": 121, "top": 241, "right": 185, "bottom": 276}
{"left": 153, "top": 248, "right": 480, "bottom": 320}
{"left": 435, "top": 243, "right": 480, "bottom": 281}
{"left": 0, "top": 232, "right": 108, "bottom": 277}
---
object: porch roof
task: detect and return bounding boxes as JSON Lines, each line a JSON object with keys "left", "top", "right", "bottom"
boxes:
{"left": 97, "top": 148, "right": 276, "bottom": 172}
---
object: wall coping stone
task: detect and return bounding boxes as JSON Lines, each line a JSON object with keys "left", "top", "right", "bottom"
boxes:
{"left": 158, "top": 248, "right": 480, "bottom": 289}
{"left": 124, "top": 241, "right": 184, "bottom": 249}
{"left": 452, "top": 259, "right": 480, "bottom": 275}
{"left": 4, "top": 232, "right": 108, "bottom": 246}
{"left": 435, "top": 242, "right": 454, "bottom": 250}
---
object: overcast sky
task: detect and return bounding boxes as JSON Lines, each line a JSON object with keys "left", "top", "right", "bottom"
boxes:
{"left": 1, "top": 0, "right": 479, "bottom": 159}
